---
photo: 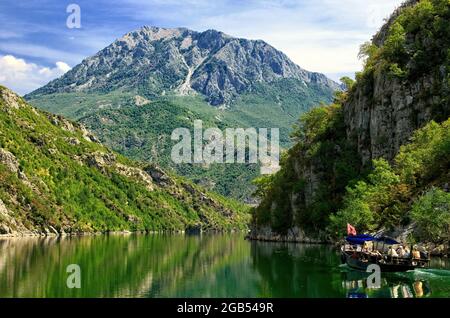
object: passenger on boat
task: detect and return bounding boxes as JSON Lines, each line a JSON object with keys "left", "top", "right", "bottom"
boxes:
{"left": 388, "top": 246, "right": 399, "bottom": 257}
{"left": 363, "top": 241, "right": 373, "bottom": 252}
{"left": 396, "top": 246, "right": 405, "bottom": 257}
{"left": 412, "top": 248, "right": 421, "bottom": 259}
{"left": 404, "top": 246, "right": 411, "bottom": 258}
{"left": 418, "top": 246, "right": 429, "bottom": 259}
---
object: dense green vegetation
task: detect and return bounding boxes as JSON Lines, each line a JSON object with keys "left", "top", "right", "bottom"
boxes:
{"left": 28, "top": 78, "right": 334, "bottom": 201}
{"left": 76, "top": 95, "right": 261, "bottom": 201}
{"left": 358, "top": 0, "right": 450, "bottom": 120}
{"left": 24, "top": 90, "right": 133, "bottom": 121}
{"left": 330, "top": 119, "right": 450, "bottom": 240}
{"left": 411, "top": 188, "right": 450, "bottom": 242}
{"left": 0, "top": 86, "right": 249, "bottom": 234}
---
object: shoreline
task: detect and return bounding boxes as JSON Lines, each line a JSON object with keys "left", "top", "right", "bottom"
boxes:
{"left": 0, "top": 228, "right": 248, "bottom": 239}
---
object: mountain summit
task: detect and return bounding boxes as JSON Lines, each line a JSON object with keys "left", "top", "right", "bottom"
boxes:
{"left": 27, "top": 26, "right": 339, "bottom": 105}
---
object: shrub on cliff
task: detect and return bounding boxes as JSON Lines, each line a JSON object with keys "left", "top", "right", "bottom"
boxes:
{"left": 411, "top": 188, "right": 450, "bottom": 242}
{"left": 328, "top": 119, "right": 450, "bottom": 240}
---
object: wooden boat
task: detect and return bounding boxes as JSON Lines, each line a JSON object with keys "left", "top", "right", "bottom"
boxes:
{"left": 341, "top": 235, "right": 430, "bottom": 272}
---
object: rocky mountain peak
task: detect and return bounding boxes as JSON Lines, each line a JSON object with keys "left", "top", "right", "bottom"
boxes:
{"left": 26, "top": 27, "right": 339, "bottom": 106}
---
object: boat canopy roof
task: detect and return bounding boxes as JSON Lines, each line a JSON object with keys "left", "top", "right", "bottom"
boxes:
{"left": 346, "top": 235, "right": 400, "bottom": 245}
{"left": 376, "top": 236, "right": 400, "bottom": 245}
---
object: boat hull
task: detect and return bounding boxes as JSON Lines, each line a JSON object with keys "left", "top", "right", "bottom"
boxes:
{"left": 341, "top": 251, "right": 428, "bottom": 272}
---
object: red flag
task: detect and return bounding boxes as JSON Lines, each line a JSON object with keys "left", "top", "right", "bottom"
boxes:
{"left": 347, "top": 224, "right": 357, "bottom": 236}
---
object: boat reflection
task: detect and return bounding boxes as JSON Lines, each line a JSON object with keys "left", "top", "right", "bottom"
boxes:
{"left": 341, "top": 268, "right": 431, "bottom": 298}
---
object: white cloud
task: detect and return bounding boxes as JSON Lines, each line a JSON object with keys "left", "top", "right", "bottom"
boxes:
{"left": 56, "top": 61, "right": 71, "bottom": 73}
{"left": 0, "top": 55, "right": 71, "bottom": 95}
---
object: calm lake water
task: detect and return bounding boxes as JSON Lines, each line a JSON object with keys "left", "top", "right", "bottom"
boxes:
{"left": 0, "top": 233, "right": 449, "bottom": 298}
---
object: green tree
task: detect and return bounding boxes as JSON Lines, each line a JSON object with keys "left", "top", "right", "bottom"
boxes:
{"left": 340, "top": 77, "right": 355, "bottom": 90}
{"left": 411, "top": 188, "right": 450, "bottom": 242}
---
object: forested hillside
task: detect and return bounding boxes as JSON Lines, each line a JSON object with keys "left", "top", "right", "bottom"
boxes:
{"left": 0, "top": 86, "right": 249, "bottom": 236}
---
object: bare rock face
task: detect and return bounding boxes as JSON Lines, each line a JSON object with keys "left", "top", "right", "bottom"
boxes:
{"left": 83, "top": 152, "right": 117, "bottom": 171}
{"left": 115, "top": 163, "right": 154, "bottom": 191}
{"left": 49, "top": 114, "right": 100, "bottom": 144}
{"left": 344, "top": 72, "right": 440, "bottom": 165}
{"left": 134, "top": 95, "right": 150, "bottom": 106}
{"left": 26, "top": 27, "right": 339, "bottom": 106}
{"left": 247, "top": 225, "right": 325, "bottom": 243}
{"left": 0, "top": 86, "right": 23, "bottom": 110}
{"left": 81, "top": 152, "right": 155, "bottom": 191}
{"left": 0, "top": 148, "right": 19, "bottom": 173}
{"left": 0, "top": 199, "right": 13, "bottom": 234}
{"left": 0, "top": 199, "right": 34, "bottom": 236}
{"left": 80, "top": 125, "right": 100, "bottom": 143}
{"left": 49, "top": 115, "right": 76, "bottom": 132}
{"left": 0, "top": 199, "right": 8, "bottom": 215}
{"left": 0, "top": 148, "right": 36, "bottom": 192}
{"left": 66, "top": 137, "right": 81, "bottom": 145}
{"left": 144, "top": 165, "right": 172, "bottom": 187}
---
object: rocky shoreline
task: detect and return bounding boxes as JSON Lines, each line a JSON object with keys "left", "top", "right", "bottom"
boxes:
{"left": 0, "top": 230, "right": 153, "bottom": 238}
{"left": 0, "top": 227, "right": 246, "bottom": 239}
{"left": 246, "top": 226, "right": 328, "bottom": 244}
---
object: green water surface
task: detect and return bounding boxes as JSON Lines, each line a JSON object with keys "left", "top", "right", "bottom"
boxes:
{"left": 0, "top": 233, "right": 449, "bottom": 298}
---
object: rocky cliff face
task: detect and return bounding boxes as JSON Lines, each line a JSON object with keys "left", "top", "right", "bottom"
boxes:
{"left": 344, "top": 0, "right": 447, "bottom": 165}
{"left": 26, "top": 26, "right": 339, "bottom": 106}
{"left": 345, "top": 66, "right": 443, "bottom": 165}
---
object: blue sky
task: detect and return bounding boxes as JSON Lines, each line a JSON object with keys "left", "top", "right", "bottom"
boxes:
{"left": 0, "top": 0, "right": 404, "bottom": 95}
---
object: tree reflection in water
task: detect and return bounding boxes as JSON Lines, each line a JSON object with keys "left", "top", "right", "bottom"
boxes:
{"left": 0, "top": 234, "right": 449, "bottom": 298}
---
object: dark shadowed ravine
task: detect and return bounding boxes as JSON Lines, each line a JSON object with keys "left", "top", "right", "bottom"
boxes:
{"left": 0, "top": 233, "right": 449, "bottom": 298}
